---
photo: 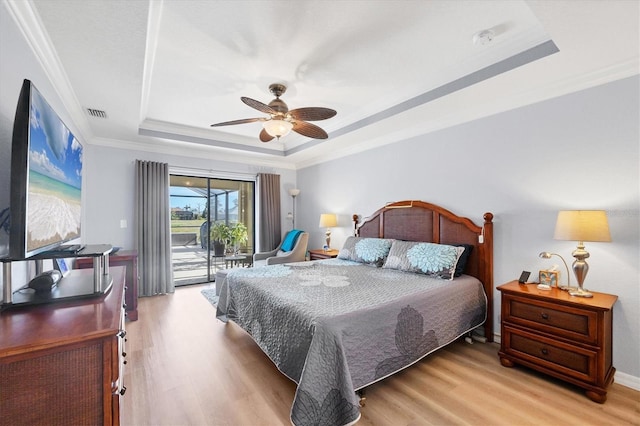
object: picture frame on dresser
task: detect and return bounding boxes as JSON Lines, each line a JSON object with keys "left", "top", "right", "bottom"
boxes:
{"left": 539, "top": 269, "right": 558, "bottom": 287}
{"left": 54, "top": 258, "right": 70, "bottom": 277}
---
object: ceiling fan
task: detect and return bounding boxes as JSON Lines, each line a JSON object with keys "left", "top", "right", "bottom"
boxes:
{"left": 210, "top": 83, "right": 337, "bottom": 142}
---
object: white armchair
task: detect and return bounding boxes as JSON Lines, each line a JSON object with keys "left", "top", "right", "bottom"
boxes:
{"left": 253, "top": 232, "right": 309, "bottom": 267}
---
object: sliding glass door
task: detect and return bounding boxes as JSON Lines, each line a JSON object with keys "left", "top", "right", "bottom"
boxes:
{"left": 170, "top": 175, "right": 254, "bottom": 286}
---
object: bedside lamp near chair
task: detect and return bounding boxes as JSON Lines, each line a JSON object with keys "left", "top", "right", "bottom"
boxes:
{"left": 552, "top": 210, "right": 612, "bottom": 298}
{"left": 319, "top": 213, "right": 337, "bottom": 250}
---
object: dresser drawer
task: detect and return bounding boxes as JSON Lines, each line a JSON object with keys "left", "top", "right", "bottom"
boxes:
{"left": 503, "top": 325, "right": 597, "bottom": 384}
{"left": 505, "top": 295, "right": 598, "bottom": 344}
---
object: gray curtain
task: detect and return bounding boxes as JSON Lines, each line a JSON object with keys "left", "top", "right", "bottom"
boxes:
{"left": 257, "top": 173, "right": 281, "bottom": 251}
{"left": 136, "top": 160, "right": 174, "bottom": 296}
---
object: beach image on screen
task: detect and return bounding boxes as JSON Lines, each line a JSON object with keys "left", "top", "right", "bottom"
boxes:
{"left": 26, "top": 88, "right": 82, "bottom": 251}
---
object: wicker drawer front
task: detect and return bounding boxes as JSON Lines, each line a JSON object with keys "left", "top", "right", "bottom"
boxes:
{"left": 504, "top": 326, "right": 597, "bottom": 383}
{"left": 0, "top": 343, "right": 103, "bottom": 425}
{"left": 507, "top": 297, "right": 597, "bottom": 344}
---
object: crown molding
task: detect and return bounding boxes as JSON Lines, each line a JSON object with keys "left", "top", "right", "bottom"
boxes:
{"left": 89, "top": 136, "right": 296, "bottom": 170}
{"left": 5, "top": 0, "right": 93, "bottom": 143}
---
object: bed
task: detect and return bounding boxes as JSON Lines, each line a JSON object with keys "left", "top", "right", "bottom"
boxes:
{"left": 216, "top": 200, "right": 494, "bottom": 426}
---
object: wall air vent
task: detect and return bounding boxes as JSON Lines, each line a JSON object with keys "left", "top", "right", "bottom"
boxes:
{"left": 86, "top": 108, "right": 107, "bottom": 118}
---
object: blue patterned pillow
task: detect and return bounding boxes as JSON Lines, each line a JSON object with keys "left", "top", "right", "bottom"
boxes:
{"left": 338, "top": 236, "right": 394, "bottom": 267}
{"left": 382, "top": 241, "right": 465, "bottom": 280}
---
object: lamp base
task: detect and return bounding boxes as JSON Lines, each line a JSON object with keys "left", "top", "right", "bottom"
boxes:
{"left": 325, "top": 229, "right": 331, "bottom": 250}
{"left": 569, "top": 287, "right": 593, "bottom": 298}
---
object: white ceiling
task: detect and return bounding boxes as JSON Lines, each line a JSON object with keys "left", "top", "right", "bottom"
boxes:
{"left": 7, "top": 0, "right": 639, "bottom": 169}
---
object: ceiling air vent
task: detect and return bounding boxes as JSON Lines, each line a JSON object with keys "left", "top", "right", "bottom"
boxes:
{"left": 86, "top": 108, "right": 107, "bottom": 119}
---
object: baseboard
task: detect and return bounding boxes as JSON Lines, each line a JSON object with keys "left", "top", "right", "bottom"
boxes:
{"left": 492, "top": 332, "right": 640, "bottom": 391}
{"left": 493, "top": 333, "right": 501, "bottom": 344}
{"left": 615, "top": 371, "right": 640, "bottom": 391}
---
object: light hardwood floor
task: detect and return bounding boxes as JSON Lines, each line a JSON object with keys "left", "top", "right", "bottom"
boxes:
{"left": 122, "top": 285, "right": 639, "bottom": 426}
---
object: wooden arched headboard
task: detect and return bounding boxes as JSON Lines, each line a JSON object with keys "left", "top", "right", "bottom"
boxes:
{"left": 354, "top": 200, "right": 494, "bottom": 342}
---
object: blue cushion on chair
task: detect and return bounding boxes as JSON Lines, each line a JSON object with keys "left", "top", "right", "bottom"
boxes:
{"left": 281, "top": 229, "right": 303, "bottom": 252}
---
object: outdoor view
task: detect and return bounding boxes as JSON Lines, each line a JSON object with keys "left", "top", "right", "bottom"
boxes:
{"left": 170, "top": 175, "right": 254, "bottom": 286}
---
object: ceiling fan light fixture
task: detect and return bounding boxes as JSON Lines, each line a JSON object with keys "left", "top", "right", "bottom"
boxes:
{"left": 263, "top": 119, "right": 293, "bottom": 139}
{"left": 211, "top": 83, "right": 335, "bottom": 142}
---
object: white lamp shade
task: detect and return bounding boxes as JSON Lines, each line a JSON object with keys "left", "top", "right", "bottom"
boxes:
{"left": 263, "top": 119, "right": 293, "bottom": 138}
{"left": 319, "top": 213, "right": 337, "bottom": 228}
{"left": 553, "top": 210, "right": 611, "bottom": 242}
{"left": 289, "top": 188, "right": 300, "bottom": 197}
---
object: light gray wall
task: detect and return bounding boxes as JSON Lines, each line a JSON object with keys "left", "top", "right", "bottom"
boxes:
{"left": 82, "top": 144, "right": 296, "bottom": 251}
{"left": 296, "top": 75, "right": 640, "bottom": 381}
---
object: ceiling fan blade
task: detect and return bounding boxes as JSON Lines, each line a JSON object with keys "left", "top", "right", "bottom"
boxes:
{"left": 210, "top": 117, "right": 264, "bottom": 127}
{"left": 241, "top": 97, "right": 277, "bottom": 115}
{"left": 289, "top": 107, "right": 337, "bottom": 121}
{"left": 259, "top": 128, "right": 275, "bottom": 142}
{"left": 292, "top": 121, "right": 329, "bottom": 139}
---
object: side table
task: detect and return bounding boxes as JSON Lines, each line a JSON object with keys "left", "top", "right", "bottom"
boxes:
{"left": 224, "top": 254, "right": 251, "bottom": 268}
{"left": 497, "top": 280, "right": 617, "bottom": 403}
{"left": 309, "top": 249, "right": 339, "bottom": 260}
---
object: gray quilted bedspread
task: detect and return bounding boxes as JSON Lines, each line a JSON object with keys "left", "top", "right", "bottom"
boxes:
{"left": 216, "top": 259, "right": 486, "bottom": 426}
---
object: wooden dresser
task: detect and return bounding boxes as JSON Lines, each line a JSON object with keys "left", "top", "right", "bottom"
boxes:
{"left": 0, "top": 267, "right": 127, "bottom": 425}
{"left": 497, "top": 280, "right": 617, "bottom": 403}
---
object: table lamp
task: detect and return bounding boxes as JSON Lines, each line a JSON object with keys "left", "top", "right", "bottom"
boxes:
{"left": 319, "top": 213, "right": 337, "bottom": 249}
{"left": 553, "top": 210, "right": 611, "bottom": 298}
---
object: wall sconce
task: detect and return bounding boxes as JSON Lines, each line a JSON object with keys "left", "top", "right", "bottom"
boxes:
{"left": 289, "top": 188, "right": 300, "bottom": 229}
{"left": 553, "top": 210, "right": 611, "bottom": 298}
{"left": 319, "top": 213, "right": 337, "bottom": 249}
{"left": 539, "top": 252, "right": 571, "bottom": 291}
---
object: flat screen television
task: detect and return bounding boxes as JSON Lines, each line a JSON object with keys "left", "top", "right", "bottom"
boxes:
{"left": 9, "top": 79, "right": 83, "bottom": 259}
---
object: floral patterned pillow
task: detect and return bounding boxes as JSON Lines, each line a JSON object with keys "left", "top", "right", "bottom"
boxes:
{"left": 337, "top": 237, "right": 394, "bottom": 267}
{"left": 382, "top": 241, "right": 465, "bottom": 280}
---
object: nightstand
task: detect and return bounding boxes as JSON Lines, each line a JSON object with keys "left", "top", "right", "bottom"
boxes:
{"left": 309, "top": 249, "right": 339, "bottom": 260}
{"left": 497, "top": 280, "right": 617, "bottom": 403}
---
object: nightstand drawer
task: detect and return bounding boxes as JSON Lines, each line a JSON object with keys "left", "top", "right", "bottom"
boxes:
{"left": 506, "top": 296, "right": 597, "bottom": 344}
{"left": 503, "top": 326, "right": 597, "bottom": 384}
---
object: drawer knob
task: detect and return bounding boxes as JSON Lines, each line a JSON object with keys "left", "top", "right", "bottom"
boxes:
{"left": 541, "top": 348, "right": 549, "bottom": 355}
{"left": 541, "top": 312, "right": 549, "bottom": 320}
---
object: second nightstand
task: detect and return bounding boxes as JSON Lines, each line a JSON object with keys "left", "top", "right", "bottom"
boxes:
{"left": 309, "top": 249, "right": 339, "bottom": 260}
{"left": 497, "top": 280, "right": 617, "bottom": 403}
